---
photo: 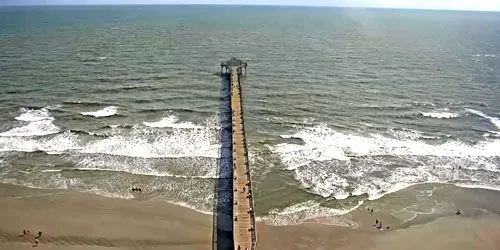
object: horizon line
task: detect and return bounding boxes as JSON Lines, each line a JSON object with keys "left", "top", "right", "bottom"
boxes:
{"left": 0, "top": 3, "right": 499, "bottom": 13}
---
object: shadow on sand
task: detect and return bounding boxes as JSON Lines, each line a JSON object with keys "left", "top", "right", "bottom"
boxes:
{"left": 212, "top": 75, "right": 234, "bottom": 250}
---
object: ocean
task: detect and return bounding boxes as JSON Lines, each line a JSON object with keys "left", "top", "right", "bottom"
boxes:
{"left": 0, "top": 5, "right": 499, "bottom": 226}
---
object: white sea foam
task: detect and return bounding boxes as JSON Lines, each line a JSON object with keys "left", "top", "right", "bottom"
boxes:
{"left": 45, "top": 167, "right": 217, "bottom": 179}
{"left": 80, "top": 106, "right": 118, "bottom": 117}
{"left": 39, "top": 169, "right": 62, "bottom": 173}
{"left": 259, "top": 200, "right": 362, "bottom": 226}
{"left": 0, "top": 121, "right": 60, "bottom": 137}
{"left": 420, "top": 112, "right": 459, "bottom": 119}
{"left": 143, "top": 115, "right": 203, "bottom": 129}
{"left": 473, "top": 54, "right": 497, "bottom": 58}
{"left": 467, "top": 108, "right": 500, "bottom": 130}
{"left": 82, "top": 187, "right": 135, "bottom": 199}
{"left": 0, "top": 108, "right": 59, "bottom": 137}
{"left": 15, "top": 108, "right": 53, "bottom": 122}
{"left": 0, "top": 117, "right": 219, "bottom": 159}
{"left": 454, "top": 183, "right": 500, "bottom": 192}
{"left": 169, "top": 201, "right": 213, "bottom": 215}
{"left": 0, "top": 132, "right": 81, "bottom": 153}
{"left": 388, "top": 128, "right": 423, "bottom": 140}
{"left": 275, "top": 124, "right": 500, "bottom": 161}
{"left": 80, "top": 127, "right": 218, "bottom": 158}
{"left": 272, "top": 124, "right": 500, "bottom": 199}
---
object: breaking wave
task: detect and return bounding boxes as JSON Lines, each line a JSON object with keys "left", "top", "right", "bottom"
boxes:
{"left": 143, "top": 115, "right": 203, "bottom": 129}
{"left": 0, "top": 108, "right": 219, "bottom": 159}
{"left": 259, "top": 200, "right": 362, "bottom": 227}
{"left": 0, "top": 108, "right": 59, "bottom": 137}
{"left": 420, "top": 112, "right": 459, "bottom": 119}
{"left": 0, "top": 126, "right": 219, "bottom": 158}
{"left": 467, "top": 108, "right": 500, "bottom": 130}
{"left": 80, "top": 106, "right": 118, "bottom": 117}
{"left": 271, "top": 124, "right": 500, "bottom": 199}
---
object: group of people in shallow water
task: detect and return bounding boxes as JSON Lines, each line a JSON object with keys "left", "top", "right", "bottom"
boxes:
{"left": 367, "top": 207, "right": 463, "bottom": 231}
{"left": 367, "top": 207, "right": 390, "bottom": 230}
{"left": 373, "top": 219, "right": 388, "bottom": 230}
{"left": 20, "top": 229, "right": 42, "bottom": 247}
{"left": 131, "top": 187, "right": 143, "bottom": 192}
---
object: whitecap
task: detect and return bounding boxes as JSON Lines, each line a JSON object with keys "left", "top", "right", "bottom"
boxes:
{"left": 388, "top": 128, "right": 422, "bottom": 140}
{"left": 275, "top": 125, "right": 500, "bottom": 160}
{"left": 467, "top": 108, "right": 500, "bottom": 130}
{"left": 0, "top": 117, "right": 219, "bottom": 159}
{"left": 0, "top": 108, "right": 59, "bottom": 137}
{"left": 80, "top": 127, "right": 218, "bottom": 158}
{"left": 272, "top": 124, "right": 500, "bottom": 198}
{"left": 0, "top": 132, "right": 81, "bottom": 152}
{"left": 81, "top": 106, "right": 118, "bottom": 117}
{"left": 15, "top": 108, "right": 53, "bottom": 122}
{"left": 0, "top": 121, "right": 60, "bottom": 137}
{"left": 420, "top": 112, "right": 459, "bottom": 119}
{"left": 143, "top": 115, "right": 203, "bottom": 129}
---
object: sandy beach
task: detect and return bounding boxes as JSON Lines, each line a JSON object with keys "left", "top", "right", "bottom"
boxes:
{"left": 0, "top": 184, "right": 212, "bottom": 250}
{"left": 1, "top": 184, "right": 500, "bottom": 250}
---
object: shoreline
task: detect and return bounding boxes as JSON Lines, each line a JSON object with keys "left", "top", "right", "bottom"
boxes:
{"left": 4, "top": 181, "right": 500, "bottom": 225}
{"left": 2, "top": 183, "right": 500, "bottom": 249}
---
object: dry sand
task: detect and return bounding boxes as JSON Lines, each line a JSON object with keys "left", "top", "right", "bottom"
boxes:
{"left": 1, "top": 184, "right": 500, "bottom": 250}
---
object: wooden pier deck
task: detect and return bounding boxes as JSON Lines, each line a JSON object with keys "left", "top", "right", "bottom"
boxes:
{"left": 230, "top": 66, "right": 256, "bottom": 250}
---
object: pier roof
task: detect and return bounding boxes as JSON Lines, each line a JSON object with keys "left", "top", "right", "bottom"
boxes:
{"left": 221, "top": 57, "right": 247, "bottom": 68}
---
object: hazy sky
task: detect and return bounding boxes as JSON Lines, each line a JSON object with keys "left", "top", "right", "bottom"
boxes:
{"left": 1, "top": 0, "right": 499, "bottom": 11}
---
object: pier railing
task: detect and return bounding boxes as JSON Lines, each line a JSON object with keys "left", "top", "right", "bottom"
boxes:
{"left": 228, "top": 63, "right": 256, "bottom": 250}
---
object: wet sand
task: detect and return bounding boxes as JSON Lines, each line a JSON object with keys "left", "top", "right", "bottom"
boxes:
{"left": 0, "top": 184, "right": 212, "bottom": 250}
{"left": 1, "top": 184, "right": 500, "bottom": 250}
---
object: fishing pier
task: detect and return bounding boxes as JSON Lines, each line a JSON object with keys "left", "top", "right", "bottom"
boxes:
{"left": 219, "top": 58, "right": 256, "bottom": 250}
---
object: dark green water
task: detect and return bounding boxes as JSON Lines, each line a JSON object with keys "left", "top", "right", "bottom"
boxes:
{"left": 0, "top": 5, "right": 499, "bottom": 225}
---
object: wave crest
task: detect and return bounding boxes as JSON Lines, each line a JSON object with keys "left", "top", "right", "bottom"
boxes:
{"left": 81, "top": 106, "right": 118, "bottom": 117}
{"left": 143, "top": 115, "right": 203, "bottom": 129}
{"left": 0, "top": 108, "right": 59, "bottom": 137}
{"left": 271, "top": 124, "right": 500, "bottom": 199}
{"left": 467, "top": 108, "right": 500, "bottom": 130}
{"left": 420, "top": 112, "right": 459, "bottom": 119}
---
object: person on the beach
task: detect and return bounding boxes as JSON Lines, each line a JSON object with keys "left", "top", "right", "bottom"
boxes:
{"left": 33, "top": 239, "right": 39, "bottom": 247}
{"left": 370, "top": 208, "right": 374, "bottom": 215}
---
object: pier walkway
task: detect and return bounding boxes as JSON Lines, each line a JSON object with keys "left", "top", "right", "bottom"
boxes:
{"left": 222, "top": 58, "right": 255, "bottom": 250}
